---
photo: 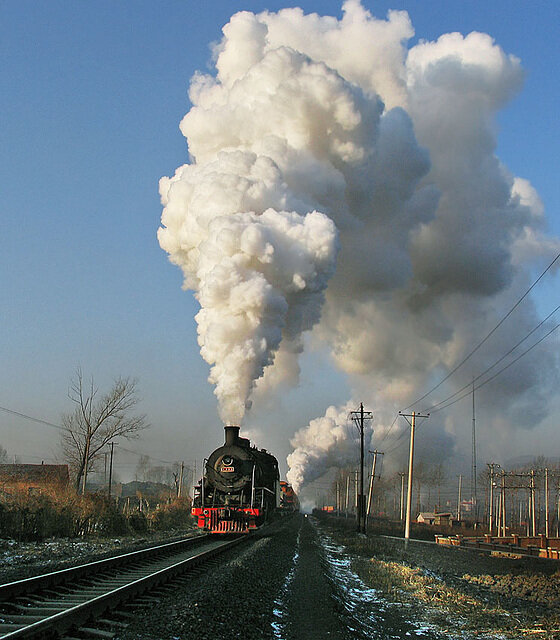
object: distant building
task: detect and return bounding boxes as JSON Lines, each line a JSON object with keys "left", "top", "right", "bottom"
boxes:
{"left": 0, "top": 463, "right": 70, "bottom": 496}
{"left": 417, "top": 511, "right": 453, "bottom": 526}
{"left": 417, "top": 512, "right": 436, "bottom": 525}
{"left": 433, "top": 512, "right": 453, "bottom": 526}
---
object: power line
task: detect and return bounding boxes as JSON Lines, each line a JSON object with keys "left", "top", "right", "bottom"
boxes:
{"left": 404, "top": 251, "right": 560, "bottom": 410}
{"left": 0, "top": 405, "right": 189, "bottom": 466}
{"left": 430, "top": 322, "right": 560, "bottom": 415}
{"left": 424, "top": 303, "right": 560, "bottom": 413}
{"left": 377, "top": 413, "right": 399, "bottom": 445}
{"left": 0, "top": 405, "right": 67, "bottom": 432}
{"left": 384, "top": 319, "right": 560, "bottom": 455}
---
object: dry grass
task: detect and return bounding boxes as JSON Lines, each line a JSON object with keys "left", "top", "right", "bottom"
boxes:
{"left": 324, "top": 523, "right": 560, "bottom": 639}
{"left": 359, "top": 556, "right": 522, "bottom": 635}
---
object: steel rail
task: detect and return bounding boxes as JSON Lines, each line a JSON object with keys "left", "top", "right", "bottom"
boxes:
{"left": 0, "top": 535, "right": 246, "bottom": 639}
{"left": 0, "top": 534, "right": 208, "bottom": 601}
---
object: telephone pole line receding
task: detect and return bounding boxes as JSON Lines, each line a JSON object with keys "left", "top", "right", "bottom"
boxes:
{"left": 399, "top": 411, "right": 429, "bottom": 541}
{"left": 350, "top": 403, "right": 373, "bottom": 534}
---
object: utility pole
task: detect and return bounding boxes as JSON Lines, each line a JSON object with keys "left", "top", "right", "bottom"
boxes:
{"left": 81, "top": 425, "right": 92, "bottom": 496}
{"left": 399, "top": 472, "right": 406, "bottom": 521}
{"left": 501, "top": 471, "right": 506, "bottom": 536}
{"left": 107, "top": 442, "right": 114, "bottom": 499}
{"left": 457, "top": 474, "right": 462, "bottom": 521}
{"left": 487, "top": 463, "right": 499, "bottom": 534}
{"left": 366, "top": 450, "right": 383, "bottom": 526}
{"left": 178, "top": 461, "right": 184, "bottom": 498}
{"left": 336, "top": 482, "right": 340, "bottom": 513}
{"left": 345, "top": 473, "right": 350, "bottom": 518}
{"left": 350, "top": 403, "right": 373, "bottom": 534}
{"left": 399, "top": 411, "right": 429, "bottom": 541}
{"left": 531, "top": 469, "right": 536, "bottom": 536}
{"left": 471, "top": 380, "right": 478, "bottom": 522}
{"left": 545, "top": 468, "right": 549, "bottom": 538}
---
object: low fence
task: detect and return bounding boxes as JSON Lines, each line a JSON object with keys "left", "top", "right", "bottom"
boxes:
{"left": 436, "top": 533, "right": 560, "bottom": 559}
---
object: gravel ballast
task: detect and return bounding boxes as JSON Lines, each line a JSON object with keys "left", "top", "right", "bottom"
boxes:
{"left": 3, "top": 516, "right": 560, "bottom": 638}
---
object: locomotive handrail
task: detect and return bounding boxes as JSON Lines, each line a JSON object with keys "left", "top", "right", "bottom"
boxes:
{"left": 201, "top": 458, "right": 207, "bottom": 506}
{"left": 258, "top": 486, "right": 275, "bottom": 494}
{"left": 250, "top": 462, "right": 256, "bottom": 507}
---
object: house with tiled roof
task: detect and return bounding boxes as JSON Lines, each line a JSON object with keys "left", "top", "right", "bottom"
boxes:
{"left": 0, "top": 463, "right": 70, "bottom": 496}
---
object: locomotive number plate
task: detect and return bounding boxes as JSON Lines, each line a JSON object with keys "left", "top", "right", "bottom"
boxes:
{"left": 221, "top": 466, "right": 235, "bottom": 472}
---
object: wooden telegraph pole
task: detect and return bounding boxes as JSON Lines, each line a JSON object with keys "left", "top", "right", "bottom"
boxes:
{"left": 399, "top": 411, "right": 429, "bottom": 541}
{"left": 350, "top": 403, "right": 373, "bottom": 534}
{"left": 178, "top": 461, "right": 184, "bottom": 498}
{"left": 107, "top": 442, "right": 114, "bottom": 499}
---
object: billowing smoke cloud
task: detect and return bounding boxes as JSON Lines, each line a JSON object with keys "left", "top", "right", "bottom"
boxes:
{"left": 159, "top": 1, "right": 560, "bottom": 489}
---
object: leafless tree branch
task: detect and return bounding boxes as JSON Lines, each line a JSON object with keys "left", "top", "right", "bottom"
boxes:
{"left": 61, "top": 369, "right": 149, "bottom": 492}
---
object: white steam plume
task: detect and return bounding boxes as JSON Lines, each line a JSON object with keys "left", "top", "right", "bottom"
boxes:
{"left": 159, "top": 2, "right": 560, "bottom": 487}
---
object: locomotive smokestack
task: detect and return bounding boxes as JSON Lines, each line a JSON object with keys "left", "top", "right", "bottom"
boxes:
{"left": 224, "top": 425, "right": 240, "bottom": 446}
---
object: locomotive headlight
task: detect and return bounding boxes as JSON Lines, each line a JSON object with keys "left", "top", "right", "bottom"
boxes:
{"left": 222, "top": 456, "right": 233, "bottom": 466}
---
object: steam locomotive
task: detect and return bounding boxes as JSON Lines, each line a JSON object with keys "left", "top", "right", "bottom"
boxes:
{"left": 192, "top": 425, "right": 286, "bottom": 533}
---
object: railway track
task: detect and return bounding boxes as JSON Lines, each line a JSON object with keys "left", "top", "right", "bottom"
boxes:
{"left": 0, "top": 533, "right": 248, "bottom": 639}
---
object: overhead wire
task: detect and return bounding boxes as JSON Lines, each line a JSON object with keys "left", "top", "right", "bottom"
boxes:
{"left": 0, "top": 405, "right": 189, "bottom": 466}
{"left": 403, "top": 251, "right": 560, "bottom": 410}
{"left": 423, "top": 303, "right": 560, "bottom": 413}
{"left": 0, "top": 405, "right": 67, "bottom": 432}
{"left": 430, "top": 321, "right": 560, "bottom": 414}
{"left": 382, "top": 317, "right": 560, "bottom": 457}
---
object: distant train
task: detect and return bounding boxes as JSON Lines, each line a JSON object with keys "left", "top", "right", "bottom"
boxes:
{"left": 191, "top": 425, "right": 297, "bottom": 533}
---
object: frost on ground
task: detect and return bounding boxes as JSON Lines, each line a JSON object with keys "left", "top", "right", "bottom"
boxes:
{"left": 319, "top": 516, "right": 560, "bottom": 640}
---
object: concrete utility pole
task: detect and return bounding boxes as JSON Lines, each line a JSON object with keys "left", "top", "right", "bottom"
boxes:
{"left": 504, "top": 471, "right": 506, "bottom": 538}
{"left": 399, "top": 472, "right": 406, "bottom": 521}
{"left": 345, "top": 474, "right": 350, "bottom": 518}
{"left": 487, "top": 463, "right": 499, "bottom": 534}
{"left": 350, "top": 403, "right": 373, "bottom": 534}
{"left": 366, "top": 450, "right": 383, "bottom": 525}
{"left": 399, "top": 411, "right": 429, "bottom": 541}
{"left": 336, "top": 482, "right": 340, "bottom": 513}
{"left": 457, "top": 474, "right": 462, "bottom": 521}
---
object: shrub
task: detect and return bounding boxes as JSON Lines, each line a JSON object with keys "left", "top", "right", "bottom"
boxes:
{"left": 149, "top": 498, "right": 192, "bottom": 531}
{"left": 127, "top": 511, "right": 148, "bottom": 533}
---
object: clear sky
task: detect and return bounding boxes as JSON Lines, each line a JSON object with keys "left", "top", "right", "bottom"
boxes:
{"left": 1, "top": 1, "right": 559, "bottom": 486}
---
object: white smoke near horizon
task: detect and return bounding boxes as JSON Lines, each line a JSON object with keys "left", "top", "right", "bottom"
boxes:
{"left": 158, "top": 1, "right": 560, "bottom": 492}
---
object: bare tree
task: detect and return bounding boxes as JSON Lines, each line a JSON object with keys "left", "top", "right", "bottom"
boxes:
{"left": 135, "top": 454, "right": 151, "bottom": 481}
{"left": 0, "top": 445, "right": 8, "bottom": 463}
{"left": 61, "top": 369, "right": 148, "bottom": 493}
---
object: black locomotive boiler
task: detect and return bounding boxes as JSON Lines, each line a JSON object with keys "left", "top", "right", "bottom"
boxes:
{"left": 192, "top": 425, "right": 281, "bottom": 533}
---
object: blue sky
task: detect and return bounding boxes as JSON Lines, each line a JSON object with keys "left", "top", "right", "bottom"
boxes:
{"left": 1, "top": 1, "right": 559, "bottom": 481}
